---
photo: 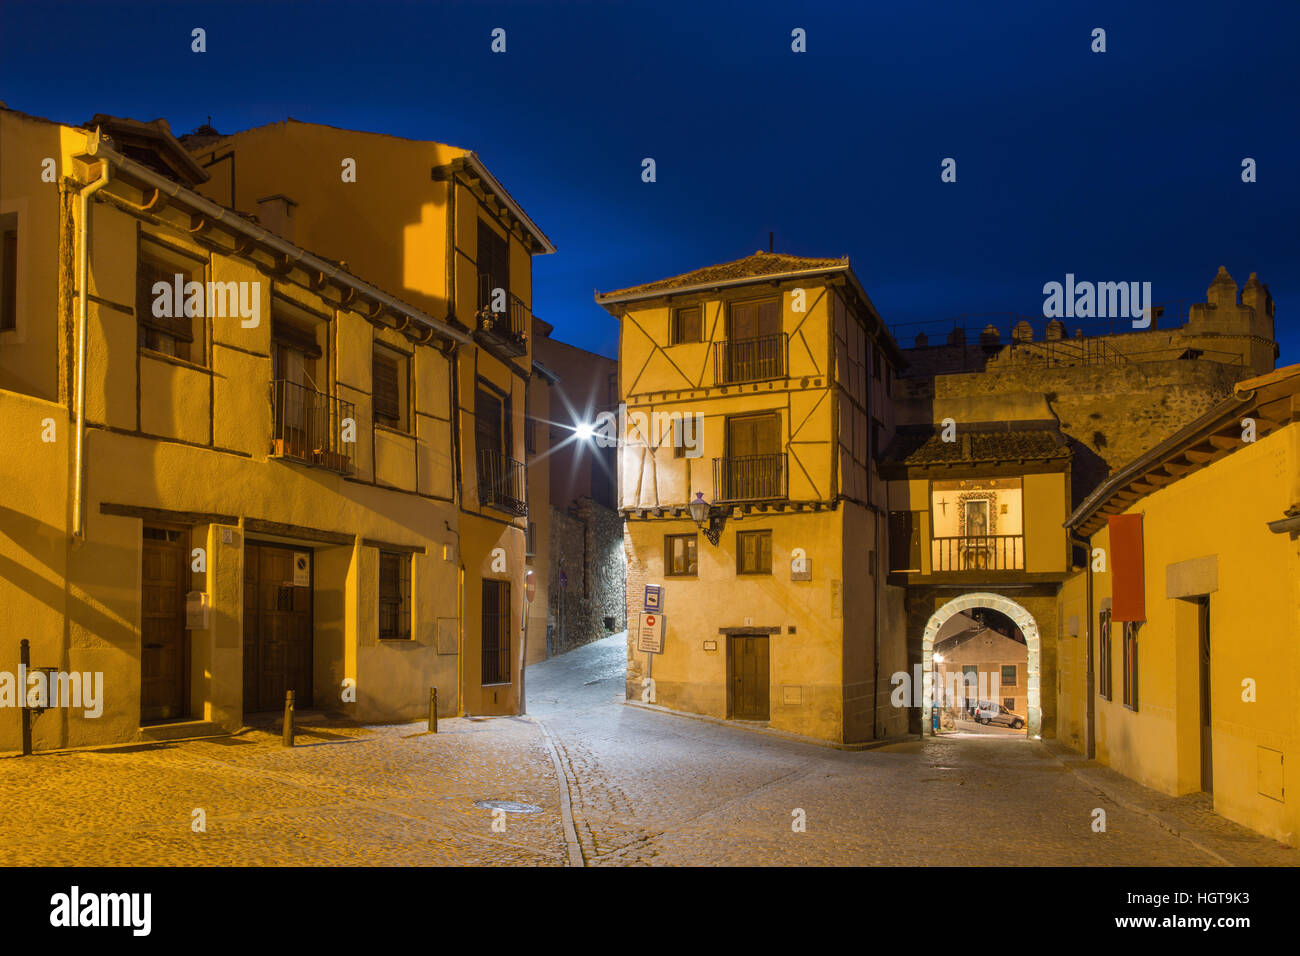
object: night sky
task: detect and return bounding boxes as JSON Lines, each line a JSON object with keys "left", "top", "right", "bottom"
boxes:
{"left": 2, "top": 0, "right": 1296, "bottom": 362}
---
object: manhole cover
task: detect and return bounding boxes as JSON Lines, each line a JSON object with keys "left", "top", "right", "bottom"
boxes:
{"left": 474, "top": 800, "right": 542, "bottom": 814}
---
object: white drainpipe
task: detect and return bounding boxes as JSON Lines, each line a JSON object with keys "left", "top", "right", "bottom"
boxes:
{"left": 73, "top": 155, "right": 111, "bottom": 541}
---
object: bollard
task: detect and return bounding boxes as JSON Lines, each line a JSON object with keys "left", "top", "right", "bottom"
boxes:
{"left": 282, "top": 689, "right": 295, "bottom": 747}
{"left": 19, "top": 639, "right": 32, "bottom": 757}
{"left": 428, "top": 687, "right": 438, "bottom": 734}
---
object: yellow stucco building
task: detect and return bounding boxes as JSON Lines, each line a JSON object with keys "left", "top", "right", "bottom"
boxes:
{"left": 1059, "top": 363, "right": 1300, "bottom": 846}
{"left": 0, "top": 106, "right": 552, "bottom": 752}
{"left": 597, "top": 253, "right": 909, "bottom": 744}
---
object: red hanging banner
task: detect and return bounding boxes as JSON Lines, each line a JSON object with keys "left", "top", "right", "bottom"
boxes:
{"left": 1108, "top": 514, "right": 1146, "bottom": 622}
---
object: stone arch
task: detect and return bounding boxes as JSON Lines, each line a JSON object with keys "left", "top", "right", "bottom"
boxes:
{"left": 921, "top": 591, "right": 1041, "bottom": 736}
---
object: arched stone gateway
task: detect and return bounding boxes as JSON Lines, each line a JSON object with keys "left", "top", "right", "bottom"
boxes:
{"left": 921, "top": 592, "right": 1041, "bottom": 737}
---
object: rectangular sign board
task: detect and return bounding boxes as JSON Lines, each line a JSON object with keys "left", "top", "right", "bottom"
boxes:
{"left": 644, "top": 584, "right": 663, "bottom": 612}
{"left": 637, "top": 612, "right": 664, "bottom": 654}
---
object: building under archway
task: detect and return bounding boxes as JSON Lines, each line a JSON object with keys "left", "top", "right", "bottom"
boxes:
{"left": 920, "top": 592, "right": 1043, "bottom": 736}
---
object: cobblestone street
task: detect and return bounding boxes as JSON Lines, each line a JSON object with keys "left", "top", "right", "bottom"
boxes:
{"left": 528, "top": 637, "right": 1295, "bottom": 867}
{"left": 0, "top": 634, "right": 1291, "bottom": 866}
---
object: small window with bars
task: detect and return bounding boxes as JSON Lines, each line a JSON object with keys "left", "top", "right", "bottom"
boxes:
{"left": 671, "top": 305, "right": 702, "bottom": 345}
{"left": 378, "top": 551, "right": 411, "bottom": 640}
{"left": 1001, "top": 664, "right": 1018, "bottom": 687}
{"left": 373, "top": 343, "right": 410, "bottom": 432}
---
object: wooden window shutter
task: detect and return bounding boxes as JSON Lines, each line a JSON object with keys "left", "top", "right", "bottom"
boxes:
{"left": 0, "top": 228, "right": 17, "bottom": 331}
{"left": 373, "top": 350, "right": 400, "bottom": 422}
{"left": 272, "top": 319, "right": 323, "bottom": 359}
{"left": 137, "top": 257, "right": 194, "bottom": 341}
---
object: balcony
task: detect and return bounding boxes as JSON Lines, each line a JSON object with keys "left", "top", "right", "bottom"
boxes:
{"left": 477, "top": 447, "right": 528, "bottom": 516}
{"left": 712, "top": 454, "right": 787, "bottom": 503}
{"left": 474, "top": 273, "right": 528, "bottom": 357}
{"left": 269, "top": 379, "right": 354, "bottom": 475}
{"left": 714, "top": 333, "right": 787, "bottom": 385}
{"left": 932, "top": 534, "right": 1024, "bottom": 572}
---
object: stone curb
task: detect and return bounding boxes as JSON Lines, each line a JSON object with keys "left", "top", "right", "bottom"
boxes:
{"left": 622, "top": 698, "right": 920, "bottom": 752}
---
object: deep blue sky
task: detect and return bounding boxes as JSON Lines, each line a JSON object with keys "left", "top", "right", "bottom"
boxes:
{"left": 2, "top": 0, "right": 1297, "bottom": 362}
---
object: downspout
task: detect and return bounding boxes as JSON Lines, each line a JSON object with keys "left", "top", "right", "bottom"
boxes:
{"left": 1070, "top": 531, "right": 1095, "bottom": 758}
{"left": 73, "top": 157, "right": 111, "bottom": 541}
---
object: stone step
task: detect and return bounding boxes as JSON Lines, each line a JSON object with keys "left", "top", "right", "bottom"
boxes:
{"left": 136, "top": 720, "right": 228, "bottom": 742}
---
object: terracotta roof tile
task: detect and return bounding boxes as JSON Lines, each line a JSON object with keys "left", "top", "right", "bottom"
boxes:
{"left": 885, "top": 427, "right": 1069, "bottom": 466}
{"left": 598, "top": 252, "right": 848, "bottom": 299}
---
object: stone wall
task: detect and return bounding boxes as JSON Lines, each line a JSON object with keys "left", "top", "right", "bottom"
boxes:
{"left": 547, "top": 497, "right": 626, "bottom": 657}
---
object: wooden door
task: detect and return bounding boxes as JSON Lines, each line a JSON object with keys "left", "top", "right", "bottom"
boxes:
{"left": 482, "top": 579, "right": 511, "bottom": 684}
{"left": 141, "top": 526, "right": 189, "bottom": 723}
{"left": 729, "top": 634, "right": 770, "bottom": 720}
{"left": 243, "top": 543, "right": 313, "bottom": 713}
{"left": 728, "top": 413, "right": 780, "bottom": 458}
{"left": 729, "top": 300, "right": 780, "bottom": 341}
{"left": 726, "top": 414, "right": 781, "bottom": 499}
{"left": 1198, "top": 596, "right": 1213, "bottom": 793}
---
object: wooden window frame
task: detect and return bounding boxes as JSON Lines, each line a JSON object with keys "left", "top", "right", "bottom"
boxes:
{"left": 1001, "top": 664, "right": 1018, "bottom": 687}
{"left": 736, "top": 529, "right": 773, "bottom": 575}
{"left": 0, "top": 213, "right": 18, "bottom": 333}
{"left": 1098, "top": 608, "right": 1113, "bottom": 701}
{"left": 671, "top": 304, "right": 702, "bottom": 345}
{"left": 136, "top": 240, "right": 208, "bottom": 365}
{"left": 1122, "top": 620, "right": 1140, "bottom": 711}
{"left": 664, "top": 533, "right": 698, "bottom": 577}
{"left": 477, "top": 219, "right": 510, "bottom": 306}
{"left": 373, "top": 342, "right": 411, "bottom": 432}
{"left": 378, "top": 550, "right": 412, "bottom": 640}
{"left": 726, "top": 296, "right": 782, "bottom": 340}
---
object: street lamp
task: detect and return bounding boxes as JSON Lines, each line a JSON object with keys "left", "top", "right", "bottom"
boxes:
{"left": 689, "top": 491, "right": 723, "bottom": 546}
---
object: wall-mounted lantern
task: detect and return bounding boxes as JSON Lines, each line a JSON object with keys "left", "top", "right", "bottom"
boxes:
{"left": 689, "top": 491, "right": 725, "bottom": 546}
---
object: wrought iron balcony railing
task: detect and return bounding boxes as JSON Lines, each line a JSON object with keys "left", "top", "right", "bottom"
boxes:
{"left": 477, "top": 447, "right": 528, "bottom": 516}
{"left": 475, "top": 273, "right": 528, "bottom": 356}
{"left": 932, "top": 534, "right": 1024, "bottom": 572}
{"left": 269, "top": 379, "right": 354, "bottom": 474}
{"left": 712, "top": 453, "right": 787, "bottom": 503}
{"left": 714, "top": 333, "right": 787, "bottom": 385}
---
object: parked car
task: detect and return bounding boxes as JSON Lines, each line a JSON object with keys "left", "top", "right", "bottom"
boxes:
{"left": 974, "top": 702, "right": 1025, "bottom": 729}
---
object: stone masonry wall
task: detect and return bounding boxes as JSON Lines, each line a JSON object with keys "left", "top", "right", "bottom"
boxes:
{"left": 547, "top": 497, "right": 626, "bottom": 657}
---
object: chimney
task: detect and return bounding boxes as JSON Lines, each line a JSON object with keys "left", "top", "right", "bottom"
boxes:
{"left": 256, "top": 194, "right": 298, "bottom": 243}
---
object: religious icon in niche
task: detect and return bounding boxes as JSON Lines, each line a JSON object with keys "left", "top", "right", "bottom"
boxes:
{"left": 965, "top": 498, "right": 990, "bottom": 538}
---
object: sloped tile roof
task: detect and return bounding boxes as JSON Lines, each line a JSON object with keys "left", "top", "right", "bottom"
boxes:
{"left": 598, "top": 252, "right": 848, "bottom": 299}
{"left": 885, "top": 426, "right": 1070, "bottom": 466}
